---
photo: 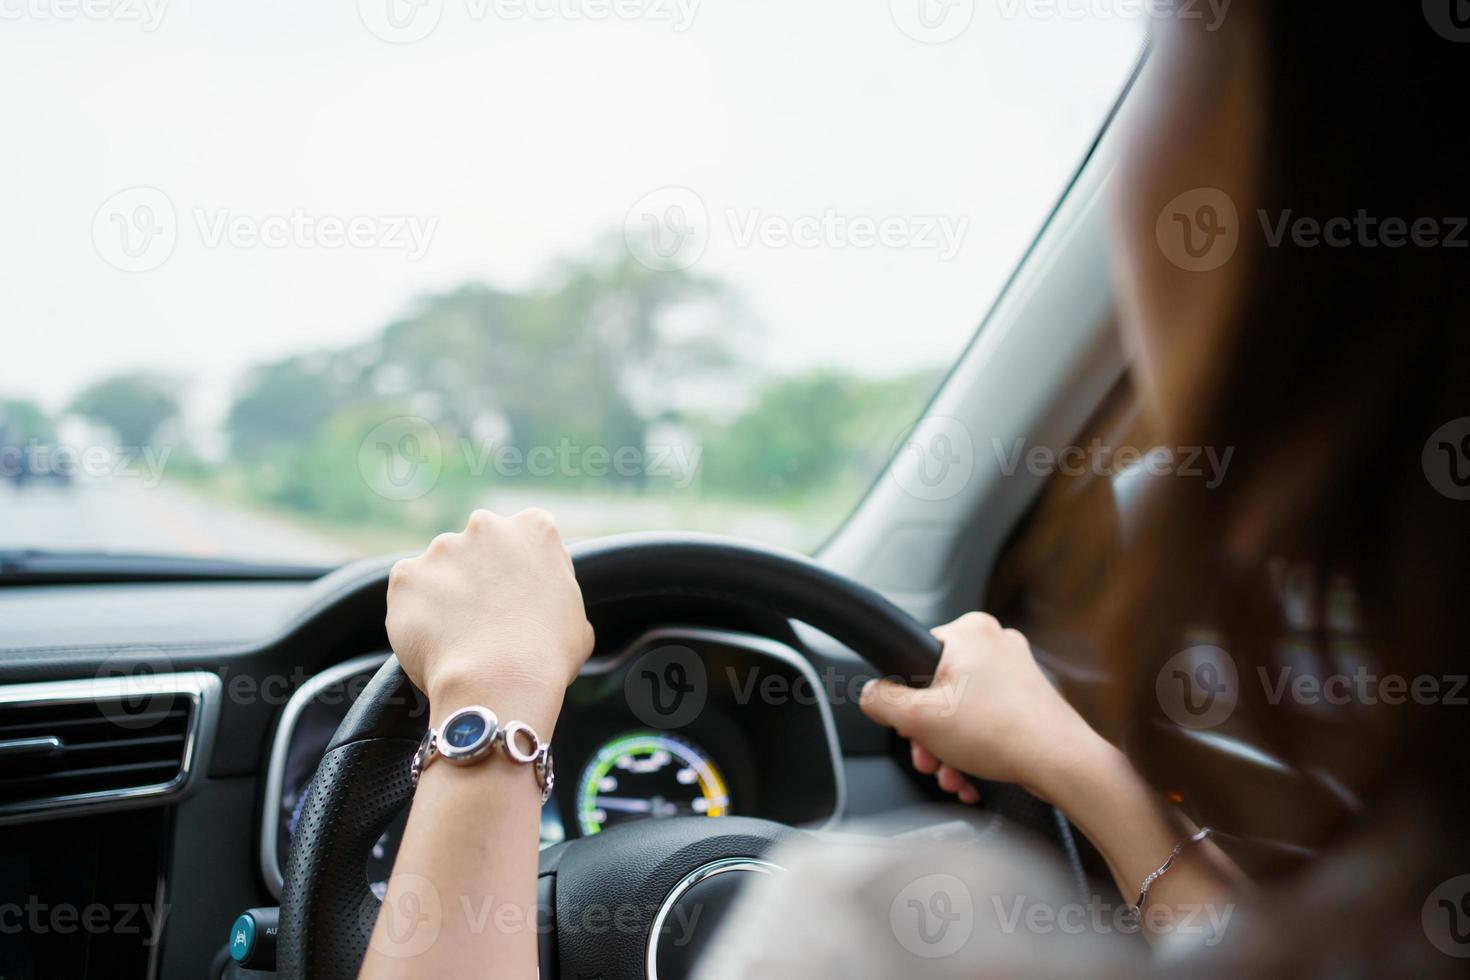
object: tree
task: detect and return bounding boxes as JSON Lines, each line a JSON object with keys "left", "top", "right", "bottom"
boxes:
{"left": 0, "top": 398, "right": 55, "bottom": 444}
{"left": 227, "top": 353, "right": 361, "bottom": 460}
{"left": 69, "top": 373, "right": 180, "bottom": 447}
{"left": 344, "top": 241, "right": 745, "bottom": 487}
{"left": 698, "top": 369, "right": 941, "bottom": 498}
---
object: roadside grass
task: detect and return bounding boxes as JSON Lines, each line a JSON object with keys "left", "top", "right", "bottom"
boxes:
{"left": 170, "top": 469, "right": 862, "bottom": 559}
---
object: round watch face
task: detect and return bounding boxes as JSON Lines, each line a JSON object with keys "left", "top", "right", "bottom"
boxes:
{"left": 438, "top": 706, "right": 498, "bottom": 760}
{"left": 445, "top": 713, "right": 487, "bottom": 747}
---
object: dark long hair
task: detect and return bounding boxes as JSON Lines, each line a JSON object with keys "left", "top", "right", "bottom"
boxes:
{"left": 1104, "top": 3, "right": 1470, "bottom": 974}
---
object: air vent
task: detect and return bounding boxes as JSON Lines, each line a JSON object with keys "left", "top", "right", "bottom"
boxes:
{"left": 0, "top": 672, "right": 219, "bottom": 822}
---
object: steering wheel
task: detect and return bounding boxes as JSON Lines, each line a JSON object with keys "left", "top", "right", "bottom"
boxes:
{"left": 277, "top": 532, "right": 944, "bottom": 980}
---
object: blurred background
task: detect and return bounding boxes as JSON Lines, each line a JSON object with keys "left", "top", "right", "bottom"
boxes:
{"left": 0, "top": 0, "right": 1142, "bottom": 563}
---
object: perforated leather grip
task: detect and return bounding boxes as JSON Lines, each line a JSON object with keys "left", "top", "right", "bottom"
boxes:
{"left": 277, "top": 736, "right": 418, "bottom": 980}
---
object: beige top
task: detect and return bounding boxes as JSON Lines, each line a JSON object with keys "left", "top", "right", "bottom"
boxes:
{"left": 694, "top": 828, "right": 1197, "bottom": 979}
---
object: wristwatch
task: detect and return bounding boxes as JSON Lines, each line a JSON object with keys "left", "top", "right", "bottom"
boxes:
{"left": 410, "top": 705, "right": 555, "bottom": 804}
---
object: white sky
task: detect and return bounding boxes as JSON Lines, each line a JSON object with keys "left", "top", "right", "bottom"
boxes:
{"left": 0, "top": 0, "right": 1142, "bottom": 428}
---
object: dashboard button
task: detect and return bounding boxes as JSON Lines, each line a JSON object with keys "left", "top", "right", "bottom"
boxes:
{"left": 227, "top": 907, "right": 278, "bottom": 971}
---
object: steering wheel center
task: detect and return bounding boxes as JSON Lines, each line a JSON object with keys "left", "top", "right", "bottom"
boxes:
{"left": 645, "top": 857, "right": 783, "bottom": 980}
{"left": 542, "top": 814, "right": 793, "bottom": 980}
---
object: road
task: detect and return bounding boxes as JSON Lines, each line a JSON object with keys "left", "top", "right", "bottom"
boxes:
{"left": 0, "top": 479, "right": 815, "bottom": 567}
{"left": 0, "top": 479, "right": 357, "bottom": 566}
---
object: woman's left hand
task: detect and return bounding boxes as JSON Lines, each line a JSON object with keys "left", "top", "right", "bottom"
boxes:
{"left": 858, "top": 612, "right": 1104, "bottom": 805}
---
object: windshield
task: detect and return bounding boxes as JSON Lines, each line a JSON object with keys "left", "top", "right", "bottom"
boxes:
{"left": 0, "top": 5, "right": 1141, "bottom": 564}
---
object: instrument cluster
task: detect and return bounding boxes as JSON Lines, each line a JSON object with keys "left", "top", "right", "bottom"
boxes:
{"left": 260, "top": 629, "right": 844, "bottom": 898}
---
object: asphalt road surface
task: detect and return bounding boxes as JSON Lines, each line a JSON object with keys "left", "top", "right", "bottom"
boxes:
{"left": 0, "top": 479, "right": 356, "bottom": 566}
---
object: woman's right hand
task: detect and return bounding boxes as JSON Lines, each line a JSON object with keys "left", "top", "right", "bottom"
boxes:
{"left": 385, "top": 508, "right": 594, "bottom": 735}
{"left": 859, "top": 612, "right": 1109, "bottom": 804}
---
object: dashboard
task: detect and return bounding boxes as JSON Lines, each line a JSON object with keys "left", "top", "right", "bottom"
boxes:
{"left": 0, "top": 557, "right": 960, "bottom": 980}
{"left": 0, "top": 558, "right": 960, "bottom": 979}
{"left": 259, "top": 627, "right": 846, "bottom": 898}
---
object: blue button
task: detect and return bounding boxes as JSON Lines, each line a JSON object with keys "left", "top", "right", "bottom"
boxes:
{"left": 229, "top": 913, "right": 256, "bottom": 962}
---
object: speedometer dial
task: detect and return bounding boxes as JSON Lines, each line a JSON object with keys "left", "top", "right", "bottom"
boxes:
{"left": 576, "top": 731, "right": 730, "bottom": 836}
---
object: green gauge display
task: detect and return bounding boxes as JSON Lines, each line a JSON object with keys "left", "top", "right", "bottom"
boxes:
{"left": 575, "top": 731, "right": 731, "bottom": 836}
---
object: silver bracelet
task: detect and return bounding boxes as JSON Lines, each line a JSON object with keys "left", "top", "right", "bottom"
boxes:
{"left": 1120, "top": 827, "right": 1212, "bottom": 929}
{"left": 410, "top": 705, "right": 555, "bottom": 804}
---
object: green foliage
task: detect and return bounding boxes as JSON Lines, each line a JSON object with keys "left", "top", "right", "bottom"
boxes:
{"left": 368, "top": 250, "right": 737, "bottom": 472}
{"left": 226, "top": 354, "right": 362, "bottom": 461}
{"left": 68, "top": 373, "right": 180, "bottom": 447}
{"left": 240, "top": 402, "right": 422, "bottom": 523}
{"left": 697, "top": 369, "right": 942, "bottom": 499}
{"left": 224, "top": 243, "right": 743, "bottom": 499}
{"left": 124, "top": 236, "right": 947, "bottom": 545}
{"left": 0, "top": 398, "right": 55, "bottom": 444}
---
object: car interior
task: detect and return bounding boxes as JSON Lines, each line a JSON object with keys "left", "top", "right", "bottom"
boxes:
{"left": 0, "top": 30, "right": 1363, "bottom": 980}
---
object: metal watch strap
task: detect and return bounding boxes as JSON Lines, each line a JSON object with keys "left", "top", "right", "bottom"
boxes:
{"left": 411, "top": 711, "right": 555, "bottom": 804}
{"left": 409, "top": 728, "right": 438, "bottom": 784}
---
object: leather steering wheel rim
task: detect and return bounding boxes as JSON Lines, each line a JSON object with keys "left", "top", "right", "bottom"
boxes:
{"left": 277, "top": 532, "right": 944, "bottom": 980}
